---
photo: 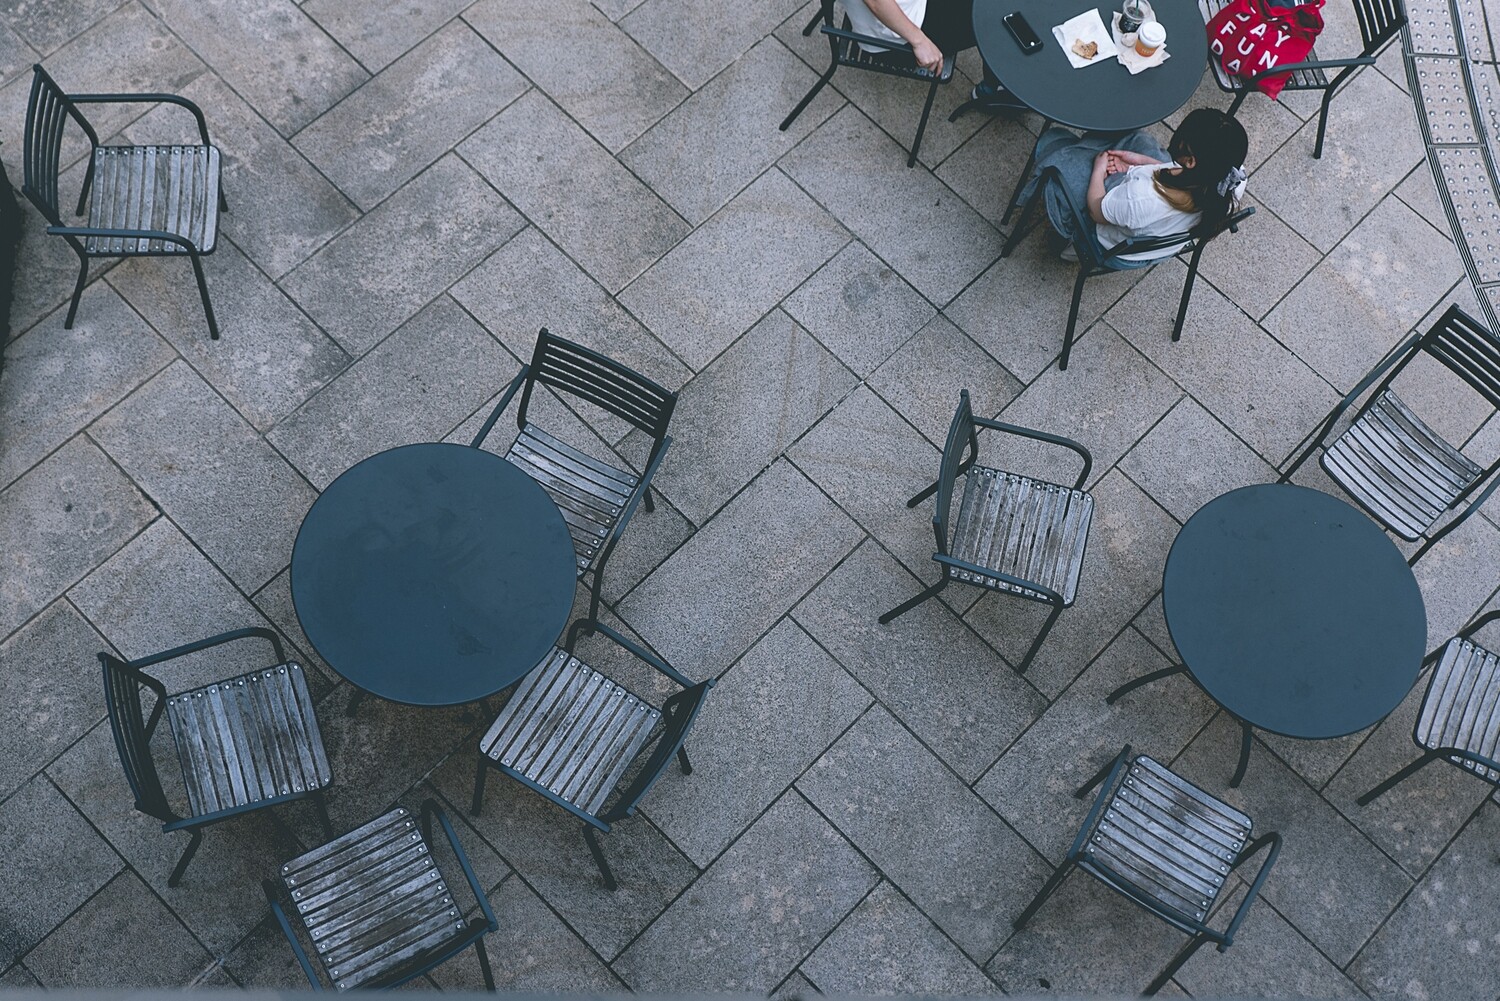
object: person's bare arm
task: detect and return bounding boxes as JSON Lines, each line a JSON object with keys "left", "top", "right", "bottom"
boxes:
{"left": 1087, "top": 151, "right": 1111, "bottom": 224}
{"left": 861, "top": 0, "right": 943, "bottom": 74}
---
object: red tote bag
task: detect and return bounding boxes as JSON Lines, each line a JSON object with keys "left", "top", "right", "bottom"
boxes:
{"left": 1206, "top": 0, "right": 1325, "bottom": 99}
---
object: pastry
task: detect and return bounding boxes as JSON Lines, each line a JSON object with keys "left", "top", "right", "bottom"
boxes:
{"left": 1071, "top": 38, "right": 1098, "bottom": 58}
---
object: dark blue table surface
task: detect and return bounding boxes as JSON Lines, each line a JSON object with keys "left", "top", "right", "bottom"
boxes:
{"left": 1163, "top": 484, "right": 1427, "bottom": 739}
{"left": 291, "top": 442, "right": 576, "bottom": 706}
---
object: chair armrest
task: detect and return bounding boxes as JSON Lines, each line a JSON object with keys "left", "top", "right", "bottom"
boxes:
{"left": 1286, "top": 331, "right": 1422, "bottom": 475}
{"left": 1220, "top": 832, "right": 1282, "bottom": 948}
{"left": 1067, "top": 746, "right": 1132, "bottom": 857}
{"left": 1418, "top": 465, "right": 1500, "bottom": 556}
{"left": 48, "top": 225, "right": 203, "bottom": 253}
{"left": 469, "top": 365, "right": 530, "bottom": 449}
{"left": 595, "top": 435, "right": 671, "bottom": 575}
{"left": 568, "top": 619, "right": 697, "bottom": 689}
{"left": 262, "top": 879, "right": 322, "bottom": 990}
{"left": 1241, "top": 55, "right": 1376, "bottom": 84}
{"left": 819, "top": 26, "right": 950, "bottom": 78}
{"left": 125, "top": 626, "right": 288, "bottom": 672}
{"left": 972, "top": 415, "right": 1093, "bottom": 490}
{"left": 421, "top": 799, "right": 498, "bottom": 932}
{"left": 69, "top": 92, "right": 212, "bottom": 146}
{"left": 1459, "top": 608, "right": 1500, "bottom": 643}
{"left": 932, "top": 553, "right": 1065, "bottom": 607}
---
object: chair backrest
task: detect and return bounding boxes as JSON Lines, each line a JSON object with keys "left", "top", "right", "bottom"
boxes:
{"left": 602, "top": 679, "right": 714, "bottom": 823}
{"left": 1415, "top": 305, "right": 1500, "bottom": 411}
{"left": 22, "top": 65, "right": 97, "bottom": 224}
{"left": 1352, "top": 0, "right": 1406, "bottom": 54}
{"left": 933, "top": 390, "right": 981, "bottom": 556}
{"left": 1104, "top": 206, "right": 1255, "bottom": 265}
{"left": 517, "top": 329, "right": 677, "bottom": 448}
{"left": 98, "top": 652, "right": 176, "bottom": 823}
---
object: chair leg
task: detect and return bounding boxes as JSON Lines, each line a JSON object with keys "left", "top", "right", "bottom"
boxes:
{"left": 1059, "top": 266, "right": 1088, "bottom": 371}
{"left": 1001, "top": 188, "right": 1042, "bottom": 259}
{"left": 1104, "top": 664, "right": 1187, "bottom": 705}
{"left": 1357, "top": 751, "right": 1441, "bottom": 806}
{"left": 676, "top": 746, "right": 693, "bottom": 775}
{"left": 906, "top": 478, "right": 942, "bottom": 508}
{"left": 1074, "top": 753, "right": 1125, "bottom": 800}
{"left": 1145, "top": 933, "right": 1210, "bottom": 996}
{"left": 76, "top": 157, "right": 97, "bottom": 216}
{"left": 188, "top": 252, "right": 220, "bottom": 340}
{"left": 470, "top": 755, "right": 490, "bottom": 816}
{"left": 1229, "top": 719, "right": 1254, "bottom": 788}
{"left": 582, "top": 826, "right": 618, "bottom": 891}
{"left": 878, "top": 576, "right": 947, "bottom": 624}
{"left": 1173, "top": 249, "right": 1203, "bottom": 342}
{"left": 474, "top": 936, "right": 496, "bottom": 992}
{"left": 908, "top": 77, "right": 940, "bottom": 168}
{"left": 1002, "top": 141, "right": 1041, "bottom": 226}
{"left": 218, "top": 185, "right": 230, "bottom": 214}
{"left": 311, "top": 789, "right": 335, "bottom": 841}
{"left": 1013, "top": 599, "right": 1063, "bottom": 674}
{"left": 643, "top": 486, "right": 656, "bottom": 513}
{"left": 1013, "top": 860, "right": 1073, "bottom": 930}
{"left": 801, "top": 6, "right": 823, "bottom": 34}
{"left": 1312, "top": 89, "right": 1334, "bottom": 159}
{"left": 64, "top": 255, "right": 89, "bottom": 329}
{"left": 345, "top": 688, "right": 367, "bottom": 717}
{"left": 781, "top": 63, "right": 836, "bottom": 132}
{"left": 168, "top": 829, "right": 204, "bottom": 888}
{"left": 1226, "top": 90, "right": 1247, "bottom": 117}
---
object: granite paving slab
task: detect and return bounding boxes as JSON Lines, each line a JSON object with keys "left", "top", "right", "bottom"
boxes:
{"left": 0, "top": 283, "right": 172, "bottom": 489}
{"left": 0, "top": 437, "right": 155, "bottom": 642}
{"left": 0, "top": 0, "right": 123, "bottom": 55}
{"left": 613, "top": 792, "right": 877, "bottom": 991}
{"left": 250, "top": 568, "right": 333, "bottom": 684}
{"left": 934, "top": 116, "right": 1043, "bottom": 229}
{"left": 463, "top": 0, "right": 686, "bottom": 152}
{"left": 1120, "top": 397, "right": 1277, "bottom": 524}
{"left": 1409, "top": 511, "right": 1500, "bottom": 659}
{"left": 619, "top": 168, "right": 849, "bottom": 371}
{"left": 280, "top": 154, "right": 523, "bottom": 356}
{"left": 0, "top": 18, "right": 35, "bottom": 83}
{"left": 303, "top": 0, "right": 475, "bottom": 72}
{"left": 142, "top": 0, "right": 366, "bottom": 137}
{"left": 783, "top": 241, "right": 934, "bottom": 377}
{"left": 1193, "top": 196, "right": 1323, "bottom": 321}
{"left": 293, "top": 21, "right": 523, "bottom": 212}
{"left": 266, "top": 295, "right": 510, "bottom": 488}
{"left": 89, "top": 360, "right": 318, "bottom": 592}
{"left": 866, "top": 314, "right": 1021, "bottom": 447}
{"left": 1394, "top": 160, "right": 1447, "bottom": 234}
{"left": 0, "top": 774, "right": 122, "bottom": 966}
{"left": 0, "top": 965, "right": 38, "bottom": 988}
{"left": 797, "top": 705, "right": 1052, "bottom": 962}
{"left": 459, "top": 88, "right": 688, "bottom": 294}
{"left": 5, "top": 162, "right": 119, "bottom": 337}
{"left": 620, "top": 0, "right": 803, "bottom": 90}
{"left": 620, "top": 38, "right": 844, "bottom": 226}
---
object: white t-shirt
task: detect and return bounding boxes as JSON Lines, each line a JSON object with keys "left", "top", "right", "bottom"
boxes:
{"left": 1095, "top": 163, "right": 1202, "bottom": 262}
{"left": 844, "top": 0, "right": 928, "bottom": 51}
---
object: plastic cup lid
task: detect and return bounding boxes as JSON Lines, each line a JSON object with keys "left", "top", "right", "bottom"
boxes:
{"left": 1139, "top": 20, "right": 1166, "bottom": 44}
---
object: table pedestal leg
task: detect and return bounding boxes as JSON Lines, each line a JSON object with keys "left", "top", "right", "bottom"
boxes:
{"left": 1104, "top": 663, "right": 1186, "bottom": 704}
{"left": 1230, "top": 720, "right": 1253, "bottom": 788}
{"left": 346, "top": 688, "right": 367, "bottom": 717}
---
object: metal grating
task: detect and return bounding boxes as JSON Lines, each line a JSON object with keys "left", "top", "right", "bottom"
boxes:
{"left": 1435, "top": 147, "right": 1500, "bottom": 281}
{"left": 1408, "top": 0, "right": 1460, "bottom": 54}
{"left": 1416, "top": 57, "right": 1480, "bottom": 141}
{"left": 1455, "top": 0, "right": 1495, "bottom": 60}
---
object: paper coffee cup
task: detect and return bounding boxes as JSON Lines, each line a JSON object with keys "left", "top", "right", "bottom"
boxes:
{"left": 1135, "top": 20, "right": 1165, "bottom": 56}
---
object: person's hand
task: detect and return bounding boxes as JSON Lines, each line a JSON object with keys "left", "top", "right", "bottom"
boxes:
{"left": 1104, "top": 152, "right": 1130, "bottom": 175}
{"left": 1092, "top": 150, "right": 1112, "bottom": 175}
{"left": 1108, "top": 149, "right": 1160, "bottom": 167}
{"left": 912, "top": 36, "right": 943, "bottom": 76}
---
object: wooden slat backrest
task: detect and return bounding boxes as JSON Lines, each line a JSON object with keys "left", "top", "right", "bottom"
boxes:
{"left": 22, "top": 65, "right": 97, "bottom": 224}
{"left": 518, "top": 329, "right": 676, "bottom": 445}
{"left": 98, "top": 652, "right": 176, "bottom": 822}
{"left": 1420, "top": 305, "right": 1500, "bottom": 410}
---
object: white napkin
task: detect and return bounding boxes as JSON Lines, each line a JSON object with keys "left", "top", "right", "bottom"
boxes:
{"left": 1051, "top": 9, "right": 1115, "bottom": 68}
{"left": 1111, "top": 12, "right": 1170, "bottom": 74}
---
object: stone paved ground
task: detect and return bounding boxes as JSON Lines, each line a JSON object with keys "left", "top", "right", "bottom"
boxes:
{"left": 1, "top": 0, "right": 1498, "bottom": 996}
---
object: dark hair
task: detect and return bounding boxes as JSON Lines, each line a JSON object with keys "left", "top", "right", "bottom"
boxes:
{"left": 1154, "top": 109, "right": 1249, "bottom": 226}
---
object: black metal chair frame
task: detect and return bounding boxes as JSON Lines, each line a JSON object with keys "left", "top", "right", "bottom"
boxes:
{"left": 783, "top": 0, "right": 955, "bottom": 167}
{"left": 1204, "top": 0, "right": 1405, "bottom": 159}
{"left": 1003, "top": 164, "right": 1254, "bottom": 370}
{"left": 1014, "top": 745, "right": 1283, "bottom": 995}
{"left": 21, "top": 64, "right": 226, "bottom": 338}
{"left": 880, "top": 388, "right": 1093, "bottom": 673}
{"left": 100, "top": 627, "right": 334, "bottom": 887}
{"left": 263, "top": 799, "right": 499, "bottom": 991}
{"left": 471, "top": 329, "right": 676, "bottom": 626}
{"left": 470, "top": 617, "right": 712, "bottom": 891}
{"left": 1104, "top": 664, "right": 1265, "bottom": 787}
{"left": 1280, "top": 304, "right": 1500, "bottom": 563}
{"left": 1358, "top": 609, "right": 1500, "bottom": 804}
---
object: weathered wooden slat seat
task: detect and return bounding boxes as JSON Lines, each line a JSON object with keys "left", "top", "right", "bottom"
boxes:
{"left": 266, "top": 801, "right": 499, "bottom": 991}
{"left": 880, "top": 390, "right": 1094, "bottom": 673}
{"left": 471, "top": 618, "right": 712, "bottom": 891}
{"left": 86, "top": 144, "right": 219, "bottom": 255}
{"left": 166, "top": 662, "right": 329, "bottom": 818}
{"left": 1359, "top": 611, "right": 1500, "bottom": 804}
{"left": 506, "top": 424, "right": 638, "bottom": 577}
{"left": 1014, "top": 746, "right": 1282, "bottom": 996}
{"left": 100, "top": 627, "right": 334, "bottom": 888}
{"left": 1322, "top": 390, "right": 1482, "bottom": 540}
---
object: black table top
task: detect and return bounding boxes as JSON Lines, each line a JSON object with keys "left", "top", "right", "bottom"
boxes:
{"left": 291, "top": 442, "right": 577, "bottom": 707}
{"left": 1163, "top": 484, "right": 1427, "bottom": 739}
{"left": 974, "top": 0, "right": 1208, "bottom": 132}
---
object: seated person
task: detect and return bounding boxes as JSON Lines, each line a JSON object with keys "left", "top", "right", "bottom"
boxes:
{"left": 1018, "top": 108, "right": 1249, "bottom": 263}
{"left": 845, "top": 0, "right": 1004, "bottom": 99}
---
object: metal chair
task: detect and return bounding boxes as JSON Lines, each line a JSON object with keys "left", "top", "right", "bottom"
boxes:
{"left": 1281, "top": 305, "right": 1500, "bottom": 563}
{"left": 1015, "top": 746, "right": 1282, "bottom": 996}
{"left": 21, "top": 64, "right": 225, "bottom": 338}
{"left": 1358, "top": 610, "right": 1500, "bottom": 804}
{"left": 470, "top": 617, "right": 713, "bottom": 890}
{"left": 781, "top": 0, "right": 955, "bottom": 167}
{"left": 471, "top": 329, "right": 676, "bottom": 624}
{"left": 264, "top": 800, "right": 499, "bottom": 991}
{"left": 880, "top": 388, "right": 1094, "bottom": 673}
{"left": 1003, "top": 164, "right": 1254, "bottom": 370}
{"left": 99, "top": 627, "right": 333, "bottom": 887}
{"left": 1200, "top": 0, "right": 1405, "bottom": 159}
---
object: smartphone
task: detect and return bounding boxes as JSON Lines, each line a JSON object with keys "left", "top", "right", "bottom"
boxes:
{"left": 1003, "top": 12, "right": 1043, "bottom": 54}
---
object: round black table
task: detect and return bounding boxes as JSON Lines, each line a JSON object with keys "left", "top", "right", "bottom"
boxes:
{"left": 973, "top": 0, "right": 1208, "bottom": 131}
{"left": 1159, "top": 484, "right": 1426, "bottom": 785}
{"left": 291, "top": 442, "right": 577, "bottom": 707}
